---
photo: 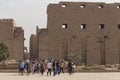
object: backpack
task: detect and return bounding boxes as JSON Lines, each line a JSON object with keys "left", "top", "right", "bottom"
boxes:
{"left": 19, "top": 62, "right": 25, "bottom": 69}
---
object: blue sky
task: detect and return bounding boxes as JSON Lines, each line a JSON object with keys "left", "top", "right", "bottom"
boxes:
{"left": 0, "top": 0, "right": 120, "bottom": 50}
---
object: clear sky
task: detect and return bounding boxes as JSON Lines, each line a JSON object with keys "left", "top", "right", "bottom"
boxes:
{"left": 0, "top": 0, "right": 120, "bottom": 50}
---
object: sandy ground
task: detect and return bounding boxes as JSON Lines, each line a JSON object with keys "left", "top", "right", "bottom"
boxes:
{"left": 0, "top": 72, "right": 120, "bottom": 80}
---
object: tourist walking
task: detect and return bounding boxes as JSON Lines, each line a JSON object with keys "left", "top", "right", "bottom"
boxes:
{"left": 72, "top": 63, "right": 76, "bottom": 73}
{"left": 31, "top": 61, "right": 35, "bottom": 75}
{"left": 52, "top": 60, "right": 57, "bottom": 76}
{"left": 34, "top": 61, "right": 39, "bottom": 73}
{"left": 56, "top": 60, "right": 60, "bottom": 75}
{"left": 60, "top": 60, "right": 65, "bottom": 73}
{"left": 36, "top": 62, "right": 40, "bottom": 73}
{"left": 18, "top": 60, "right": 25, "bottom": 76}
{"left": 47, "top": 60, "right": 52, "bottom": 76}
{"left": 40, "top": 61, "right": 45, "bottom": 75}
{"left": 67, "top": 60, "right": 73, "bottom": 75}
{"left": 25, "top": 60, "right": 31, "bottom": 75}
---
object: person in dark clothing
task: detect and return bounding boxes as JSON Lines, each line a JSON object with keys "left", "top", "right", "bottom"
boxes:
{"left": 52, "top": 61, "right": 56, "bottom": 76}
{"left": 36, "top": 62, "right": 40, "bottom": 73}
{"left": 25, "top": 60, "right": 31, "bottom": 75}
{"left": 40, "top": 61, "right": 45, "bottom": 75}
{"left": 56, "top": 61, "right": 60, "bottom": 75}
{"left": 67, "top": 60, "right": 73, "bottom": 75}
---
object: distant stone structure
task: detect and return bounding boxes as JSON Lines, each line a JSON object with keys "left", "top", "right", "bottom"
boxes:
{"left": 24, "top": 47, "right": 29, "bottom": 60}
{"left": 0, "top": 19, "right": 24, "bottom": 61}
{"left": 30, "top": 2, "right": 120, "bottom": 65}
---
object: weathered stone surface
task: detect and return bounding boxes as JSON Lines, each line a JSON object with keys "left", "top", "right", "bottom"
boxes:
{"left": 0, "top": 19, "right": 24, "bottom": 61}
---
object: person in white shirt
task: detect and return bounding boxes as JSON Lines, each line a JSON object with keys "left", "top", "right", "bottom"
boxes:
{"left": 47, "top": 60, "right": 52, "bottom": 76}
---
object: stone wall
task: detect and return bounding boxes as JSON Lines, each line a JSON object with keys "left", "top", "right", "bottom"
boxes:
{"left": 30, "top": 34, "right": 38, "bottom": 59}
{"left": 30, "top": 2, "right": 120, "bottom": 65}
{"left": 0, "top": 19, "right": 24, "bottom": 61}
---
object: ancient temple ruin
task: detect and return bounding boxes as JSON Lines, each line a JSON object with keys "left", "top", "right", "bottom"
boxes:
{"left": 0, "top": 19, "right": 24, "bottom": 61}
{"left": 30, "top": 2, "right": 120, "bottom": 65}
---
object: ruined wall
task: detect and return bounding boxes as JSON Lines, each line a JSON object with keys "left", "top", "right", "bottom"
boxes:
{"left": 0, "top": 19, "right": 24, "bottom": 61}
{"left": 13, "top": 27, "right": 24, "bottom": 61}
{"left": 30, "top": 34, "right": 38, "bottom": 59}
{"left": 38, "top": 29, "right": 49, "bottom": 59}
{"left": 0, "top": 19, "right": 14, "bottom": 59}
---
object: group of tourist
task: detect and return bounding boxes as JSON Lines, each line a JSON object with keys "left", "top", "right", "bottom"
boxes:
{"left": 18, "top": 59, "right": 76, "bottom": 76}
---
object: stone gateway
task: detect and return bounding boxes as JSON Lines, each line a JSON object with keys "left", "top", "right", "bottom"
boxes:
{"left": 30, "top": 2, "right": 120, "bottom": 65}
